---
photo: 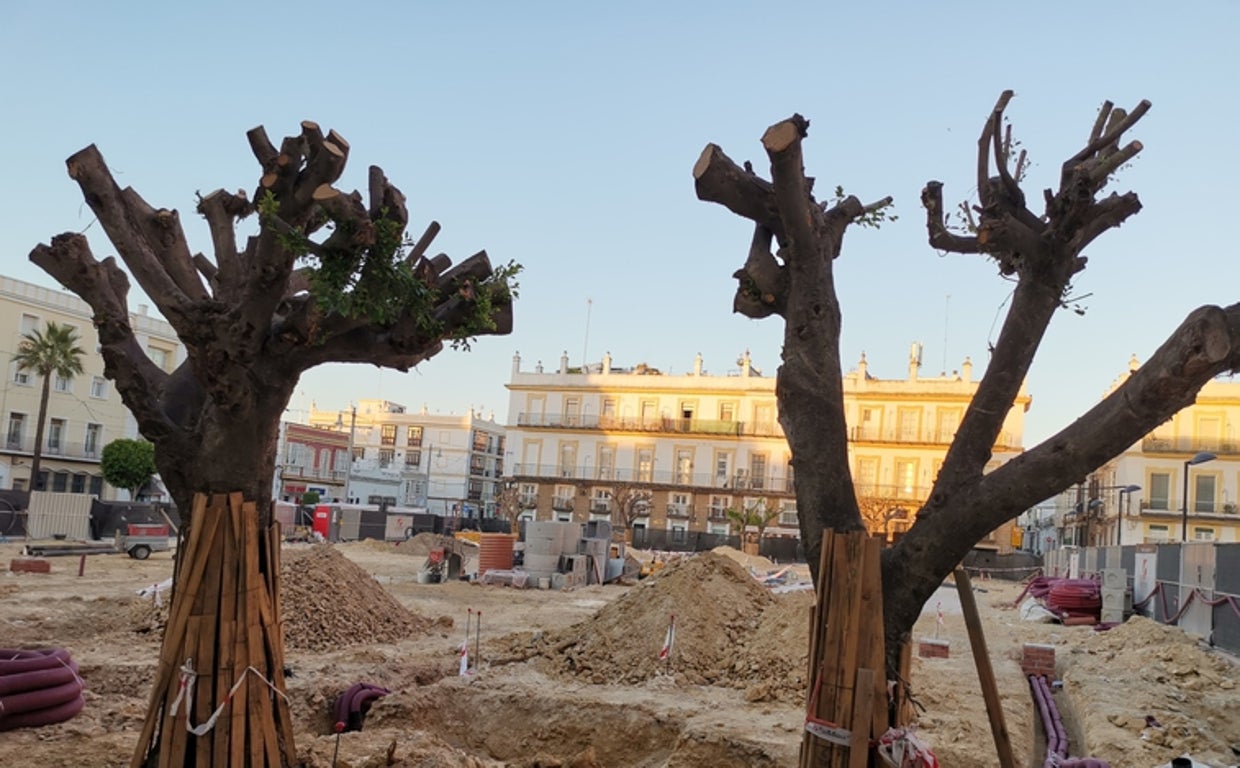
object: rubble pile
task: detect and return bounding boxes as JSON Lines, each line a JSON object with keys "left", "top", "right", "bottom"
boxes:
{"left": 279, "top": 545, "right": 430, "bottom": 652}
{"left": 499, "top": 552, "right": 811, "bottom": 694}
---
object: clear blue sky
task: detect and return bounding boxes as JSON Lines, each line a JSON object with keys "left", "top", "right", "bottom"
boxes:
{"left": 4, "top": 2, "right": 1238, "bottom": 445}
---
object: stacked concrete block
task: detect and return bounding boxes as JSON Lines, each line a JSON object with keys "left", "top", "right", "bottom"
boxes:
{"left": 1021, "top": 643, "right": 1056, "bottom": 678}
{"left": 584, "top": 519, "right": 612, "bottom": 541}
{"left": 1100, "top": 568, "right": 1126, "bottom": 624}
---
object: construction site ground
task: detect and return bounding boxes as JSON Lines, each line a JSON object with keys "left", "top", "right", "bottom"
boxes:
{"left": 2, "top": 537, "right": 1238, "bottom": 767}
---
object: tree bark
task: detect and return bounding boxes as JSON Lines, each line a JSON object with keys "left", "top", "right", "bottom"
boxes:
{"left": 28, "top": 375, "right": 52, "bottom": 491}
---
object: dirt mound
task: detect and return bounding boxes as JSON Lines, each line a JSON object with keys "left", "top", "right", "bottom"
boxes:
{"left": 1063, "top": 615, "right": 1240, "bottom": 766}
{"left": 498, "top": 552, "right": 788, "bottom": 691}
{"left": 282, "top": 545, "right": 431, "bottom": 652}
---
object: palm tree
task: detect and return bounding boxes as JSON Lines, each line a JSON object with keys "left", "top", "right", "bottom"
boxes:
{"left": 14, "top": 322, "right": 85, "bottom": 491}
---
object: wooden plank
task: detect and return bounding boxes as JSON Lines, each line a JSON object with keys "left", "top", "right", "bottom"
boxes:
{"left": 229, "top": 496, "right": 250, "bottom": 768}
{"left": 896, "top": 639, "right": 914, "bottom": 727}
{"left": 131, "top": 493, "right": 210, "bottom": 768}
{"left": 858, "top": 536, "right": 889, "bottom": 741}
{"left": 264, "top": 523, "right": 297, "bottom": 767}
{"left": 213, "top": 502, "right": 238, "bottom": 763}
{"left": 847, "top": 668, "right": 876, "bottom": 768}
{"left": 955, "top": 568, "right": 1017, "bottom": 768}
{"left": 194, "top": 525, "right": 225, "bottom": 768}
{"left": 827, "top": 532, "right": 866, "bottom": 768}
{"left": 801, "top": 532, "right": 836, "bottom": 768}
{"left": 242, "top": 501, "right": 279, "bottom": 768}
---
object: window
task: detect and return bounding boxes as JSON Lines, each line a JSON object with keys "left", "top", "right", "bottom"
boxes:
{"left": 564, "top": 397, "right": 581, "bottom": 427}
{"left": 668, "top": 492, "right": 690, "bottom": 517}
{"left": 601, "top": 398, "right": 617, "bottom": 422}
{"left": 936, "top": 409, "right": 960, "bottom": 443}
{"left": 858, "top": 407, "right": 880, "bottom": 440}
{"left": 89, "top": 475, "right": 103, "bottom": 496}
{"left": 597, "top": 446, "right": 614, "bottom": 481}
{"left": 708, "top": 495, "right": 730, "bottom": 519}
{"left": 335, "top": 449, "right": 351, "bottom": 472}
{"left": 1193, "top": 527, "right": 1215, "bottom": 541}
{"left": 754, "top": 403, "right": 775, "bottom": 433}
{"left": 719, "top": 402, "right": 736, "bottom": 422}
{"left": 675, "top": 448, "right": 693, "bottom": 484}
{"left": 468, "top": 480, "right": 483, "bottom": 501}
{"left": 640, "top": 400, "right": 657, "bottom": 426}
{"left": 559, "top": 443, "right": 577, "bottom": 479}
{"left": 84, "top": 424, "right": 102, "bottom": 457}
{"left": 20, "top": 313, "right": 39, "bottom": 335}
{"left": 380, "top": 424, "right": 396, "bottom": 446}
{"left": 405, "top": 450, "right": 421, "bottom": 467}
{"left": 894, "top": 459, "right": 917, "bottom": 497}
{"left": 715, "top": 452, "right": 732, "bottom": 486}
{"left": 519, "top": 483, "right": 538, "bottom": 507}
{"left": 856, "top": 457, "right": 879, "bottom": 495}
{"left": 90, "top": 376, "right": 108, "bottom": 398}
{"left": 779, "top": 506, "right": 798, "bottom": 526}
{"left": 553, "top": 484, "right": 575, "bottom": 511}
{"left": 637, "top": 448, "right": 654, "bottom": 482}
{"left": 897, "top": 408, "right": 920, "bottom": 441}
{"left": 12, "top": 364, "right": 30, "bottom": 387}
{"left": 147, "top": 346, "right": 170, "bottom": 371}
{"left": 72, "top": 473, "right": 87, "bottom": 493}
{"left": 1148, "top": 472, "right": 1171, "bottom": 510}
{"left": 749, "top": 454, "right": 767, "bottom": 490}
{"left": 1194, "top": 475, "right": 1217, "bottom": 513}
{"left": 6, "top": 414, "right": 25, "bottom": 450}
{"left": 379, "top": 449, "right": 394, "bottom": 467}
{"left": 48, "top": 419, "right": 65, "bottom": 453}
{"left": 52, "top": 471, "right": 69, "bottom": 492}
{"left": 590, "top": 488, "right": 612, "bottom": 514}
{"left": 1147, "top": 524, "right": 1170, "bottom": 542}
{"left": 54, "top": 375, "right": 72, "bottom": 393}
{"left": 406, "top": 426, "right": 422, "bottom": 446}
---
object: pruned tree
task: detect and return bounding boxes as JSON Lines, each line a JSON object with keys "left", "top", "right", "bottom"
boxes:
{"left": 30, "top": 122, "right": 516, "bottom": 767}
{"left": 695, "top": 92, "right": 1240, "bottom": 675}
{"left": 494, "top": 480, "right": 524, "bottom": 531}
{"left": 610, "top": 482, "right": 653, "bottom": 539}
{"left": 855, "top": 492, "right": 911, "bottom": 539}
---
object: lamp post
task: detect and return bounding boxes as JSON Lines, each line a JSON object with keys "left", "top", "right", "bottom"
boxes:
{"left": 1113, "top": 484, "right": 1141, "bottom": 546}
{"left": 1182, "top": 451, "right": 1217, "bottom": 542}
{"left": 336, "top": 405, "right": 356, "bottom": 504}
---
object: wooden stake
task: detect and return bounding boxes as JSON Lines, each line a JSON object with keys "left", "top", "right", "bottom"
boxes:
{"left": 214, "top": 501, "right": 238, "bottom": 763}
{"left": 954, "top": 568, "right": 1016, "bottom": 768}
{"left": 847, "top": 668, "right": 876, "bottom": 768}
{"left": 826, "top": 532, "right": 865, "bottom": 768}
{"left": 229, "top": 496, "right": 250, "bottom": 767}
{"left": 858, "top": 536, "right": 889, "bottom": 742}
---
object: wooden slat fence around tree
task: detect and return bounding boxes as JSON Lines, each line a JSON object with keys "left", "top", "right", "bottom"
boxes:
{"left": 133, "top": 493, "right": 293, "bottom": 768}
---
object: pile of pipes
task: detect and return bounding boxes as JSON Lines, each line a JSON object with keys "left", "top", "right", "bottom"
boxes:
{"left": 1015, "top": 576, "right": 1101, "bottom": 624}
{"left": 0, "top": 648, "right": 84, "bottom": 731}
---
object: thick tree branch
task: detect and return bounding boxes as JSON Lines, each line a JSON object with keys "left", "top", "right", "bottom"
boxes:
{"left": 693, "top": 143, "right": 784, "bottom": 241}
{"left": 1067, "top": 192, "right": 1143, "bottom": 252}
{"left": 976, "top": 91, "right": 1014, "bottom": 209}
{"left": 63, "top": 146, "right": 194, "bottom": 328}
{"left": 732, "top": 224, "right": 786, "bottom": 319}
{"left": 921, "top": 181, "right": 981, "bottom": 253}
{"left": 1067, "top": 99, "right": 1151, "bottom": 168}
{"left": 28, "top": 233, "right": 172, "bottom": 437}
{"left": 762, "top": 116, "right": 821, "bottom": 265}
{"left": 195, "top": 188, "right": 251, "bottom": 296}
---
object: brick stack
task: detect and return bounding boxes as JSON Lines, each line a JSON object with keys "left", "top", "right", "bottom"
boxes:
{"left": 10, "top": 558, "right": 51, "bottom": 574}
{"left": 917, "top": 638, "right": 950, "bottom": 658}
{"left": 1021, "top": 642, "right": 1056, "bottom": 678}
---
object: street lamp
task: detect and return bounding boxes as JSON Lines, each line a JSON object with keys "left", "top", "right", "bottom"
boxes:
{"left": 1182, "top": 452, "right": 1217, "bottom": 542}
{"left": 335, "top": 405, "right": 356, "bottom": 504}
{"left": 1113, "top": 484, "right": 1141, "bottom": 546}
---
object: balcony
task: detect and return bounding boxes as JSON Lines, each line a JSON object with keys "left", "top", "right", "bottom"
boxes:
{"left": 1139, "top": 499, "right": 1239, "bottom": 517}
{"left": 707, "top": 506, "right": 729, "bottom": 520}
{"left": 510, "top": 463, "right": 797, "bottom": 493}
{"left": 519, "top": 495, "right": 538, "bottom": 509}
{"left": 665, "top": 503, "right": 693, "bottom": 519}
{"left": 516, "top": 412, "right": 785, "bottom": 439}
{"left": 590, "top": 501, "right": 612, "bottom": 514}
{"left": 551, "top": 496, "right": 574, "bottom": 512}
{"left": 283, "top": 464, "right": 348, "bottom": 482}
{"left": 1142, "top": 436, "right": 1240, "bottom": 456}
{"left": 850, "top": 426, "right": 1020, "bottom": 450}
{"left": 2, "top": 436, "right": 105, "bottom": 463}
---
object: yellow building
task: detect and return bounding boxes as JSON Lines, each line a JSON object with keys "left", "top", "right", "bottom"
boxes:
{"left": 1090, "top": 357, "right": 1240, "bottom": 544}
{"left": 504, "top": 346, "right": 1029, "bottom": 543}
{"left": 0, "top": 275, "right": 183, "bottom": 497}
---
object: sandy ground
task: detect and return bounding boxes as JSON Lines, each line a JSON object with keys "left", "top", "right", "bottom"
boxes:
{"left": 2, "top": 540, "right": 1238, "bottom": 767}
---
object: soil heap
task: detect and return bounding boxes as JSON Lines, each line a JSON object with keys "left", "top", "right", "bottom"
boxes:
{"left": 498, "top": 552, "right": 813, "bottom": 700}
{"left": 1064, "top": 615, "right": 1240, "bottom": 766}
{"left": 281, "top": 545, "right": 430, "bottom": 652}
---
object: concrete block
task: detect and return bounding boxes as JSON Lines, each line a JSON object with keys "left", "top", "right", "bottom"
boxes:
{"left": 1100, "top": 608, "right": 1125, "bottom": 625}
{"left": 1101, "top": 568, "right": 1125, "bottom": 590}
{"left": 1101, "top": 588, "right": 1125, "bottom": 611}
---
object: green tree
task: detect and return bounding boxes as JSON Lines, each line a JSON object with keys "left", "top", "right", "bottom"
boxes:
{"left": 725, "top": 497, "right": 782, "bottom": 545}
{"left": 299, "top": 489, "right": 320, "bottom": 506}
{"left": 13, "top": 322, "right": 85, "bottom": 491}
{"left": 100, "top": 438, "right": 158, "bottom": 499}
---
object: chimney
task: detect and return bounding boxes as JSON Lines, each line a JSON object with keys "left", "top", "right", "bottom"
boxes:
{"left": 560, "top": 350, "right": 569, "bottom": 374}
{"left": 512, "top": 351, "right": 521, "bottom": 376}
{"left": 693, "top": 352, "right": 703, "bottom": 376}
{"left": 602, "top": 351, "right": 611, "bottom": 374}
{"left": 962, "top": 356, "right": 973, "bottom": 383}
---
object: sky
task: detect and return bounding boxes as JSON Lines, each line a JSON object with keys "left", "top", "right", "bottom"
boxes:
{"left": 3, "top": 1, "right": 1238, "bottom": 446}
